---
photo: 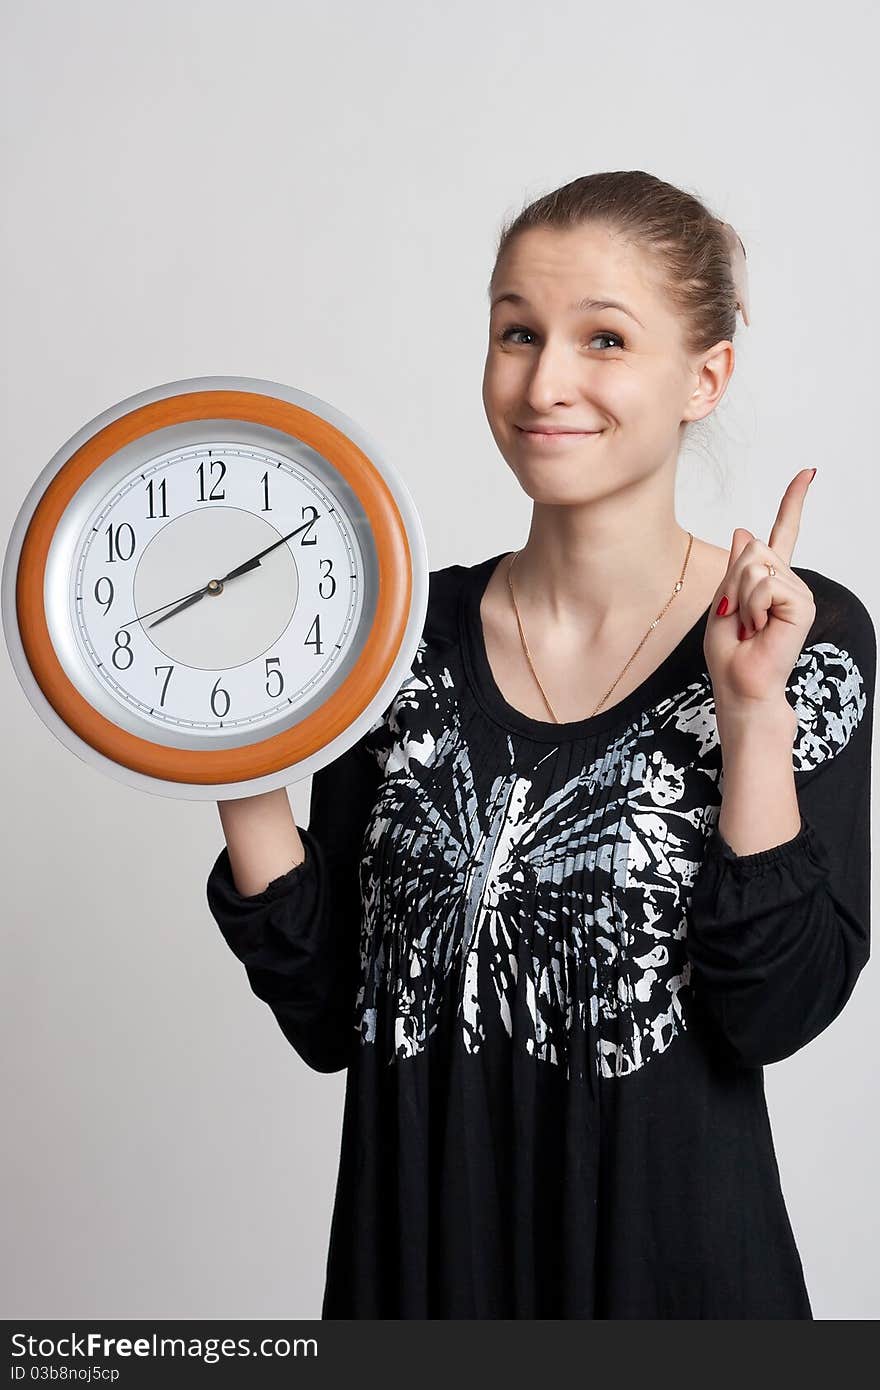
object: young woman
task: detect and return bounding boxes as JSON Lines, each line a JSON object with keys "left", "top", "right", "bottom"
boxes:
{"left": 207, "top": 171, "right": 875, "bottom": 1319}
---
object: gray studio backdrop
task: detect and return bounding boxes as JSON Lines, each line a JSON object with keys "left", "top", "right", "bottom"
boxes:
{"left": 2, "top": 0, "right": 877, "bottom": 1320}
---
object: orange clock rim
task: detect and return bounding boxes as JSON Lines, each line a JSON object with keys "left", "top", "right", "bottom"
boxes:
{"left": 15, "top": 389, "right": 412, "bottom": 784}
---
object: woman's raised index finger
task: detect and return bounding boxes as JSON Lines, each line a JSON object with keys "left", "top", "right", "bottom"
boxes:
{"left": 766, "top": 469, "right": 814, "bottom": 565}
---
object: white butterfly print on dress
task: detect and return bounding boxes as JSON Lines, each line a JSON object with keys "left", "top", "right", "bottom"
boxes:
{"left": 353, "top": 633, "right": 866, "bottom": 1083}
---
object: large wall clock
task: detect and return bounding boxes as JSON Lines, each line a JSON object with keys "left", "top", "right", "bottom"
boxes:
{"left": 1, "top": 375, "right": 428, "bottom": 801}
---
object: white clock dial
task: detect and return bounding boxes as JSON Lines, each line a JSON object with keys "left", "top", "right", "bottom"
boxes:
{"left": 73, "top": 440, "right": 365, "bottom": 735}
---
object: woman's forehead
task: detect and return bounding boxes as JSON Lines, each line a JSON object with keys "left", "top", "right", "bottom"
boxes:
{"left": 492, "top": 228, "right": 668, "bottom": 328}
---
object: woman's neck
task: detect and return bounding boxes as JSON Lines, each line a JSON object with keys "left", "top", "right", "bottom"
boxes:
{"left": 509, "top": 521, "right": 698, "bottom": 641}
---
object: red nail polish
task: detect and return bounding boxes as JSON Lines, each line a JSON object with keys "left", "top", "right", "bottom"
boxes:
{"left": 716, "top": 596, "right": 729, "bottom": 616}
{"left": 738, "top": 623, "right": 747, "bottom": 640}
{"left": 809, "top": 467, "right": 817, "bottom": 483}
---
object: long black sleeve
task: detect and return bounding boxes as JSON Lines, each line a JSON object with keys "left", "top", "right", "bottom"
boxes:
{"left": 687, "top": 570, "right": 876, "bottom": 1069}
{"left": 205, "top": 729, "right": 383, "bottom": 1073}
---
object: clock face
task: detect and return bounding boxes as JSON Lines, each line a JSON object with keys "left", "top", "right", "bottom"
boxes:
{"left": 72, "top": 436, "right": 366, "bottom": 738}
{"left": 3, "top": 378, "right": 428, "bottom": 800}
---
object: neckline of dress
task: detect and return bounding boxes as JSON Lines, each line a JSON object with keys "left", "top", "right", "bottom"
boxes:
{"left": 458, "top": 550, "right": 713, "bottom": 743}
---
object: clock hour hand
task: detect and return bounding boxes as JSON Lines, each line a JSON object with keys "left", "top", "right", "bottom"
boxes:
{"left": 215, "top": 518, "right": 313, "bottom": 584}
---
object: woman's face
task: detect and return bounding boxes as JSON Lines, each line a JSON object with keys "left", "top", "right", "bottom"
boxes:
{"left": 481, "top": 223, "right": 722, "bottom": 506}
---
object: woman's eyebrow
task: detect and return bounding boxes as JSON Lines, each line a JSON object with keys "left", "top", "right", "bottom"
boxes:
{"left": 489, "top": 291, "right": 644, "bottom": 328}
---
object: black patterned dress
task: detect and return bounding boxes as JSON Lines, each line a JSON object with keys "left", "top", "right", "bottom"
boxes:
{"left": 206, "top": 552, "right": 875, "bottom": 1318}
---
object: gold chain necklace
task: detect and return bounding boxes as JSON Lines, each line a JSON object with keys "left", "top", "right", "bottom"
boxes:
{"left": 505, "top": 531, "right": 695, "bottom": 722}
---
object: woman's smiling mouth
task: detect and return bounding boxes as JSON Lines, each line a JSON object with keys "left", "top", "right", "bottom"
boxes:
{"left": 516, "top": 426, "right": 604, "bottom": 443}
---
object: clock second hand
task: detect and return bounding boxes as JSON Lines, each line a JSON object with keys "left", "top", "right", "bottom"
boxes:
{"left": 113, "top": 518, "right": 315, "bottom": 633}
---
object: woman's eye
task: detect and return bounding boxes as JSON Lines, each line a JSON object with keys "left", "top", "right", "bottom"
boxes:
{"left": 498, "top": 326, "right": 624, "bottom": 350}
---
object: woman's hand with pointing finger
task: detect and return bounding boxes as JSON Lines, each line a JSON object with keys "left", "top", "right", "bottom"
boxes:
{"left": 704, "top": 468, "right": 817, "bottom": 718}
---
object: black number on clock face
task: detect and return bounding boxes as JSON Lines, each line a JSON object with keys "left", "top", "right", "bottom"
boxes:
{"left": 318, "top": 558, "right": 336, "bottom": 599}
{"left": 146, "top": 477, "right": 168, "bottom": 519}
{"left": 196, "top": 458, "right": 227, "bottom": 502}
{"left": 105, "top": 522, "right": 136, "bottom": 563}
{"left": 299, "top": 504, "right": 319, "bottom": 543}
{"left": 210, "top": 676, "right": 231, "bottom": 719}
{"left": 265, "top": 656, "right": 284, "bottom": 699}
{"left": 94, "top": 576, "right": 114, "bottom": 615}
{"left": 304, "top": 613, "right": 323, "bottom": 656}
{"left": 154, "top": 664, "right": 174, "bottom": 706}
{"left": 112, "top": 629, "right": 134, "bottom": 670}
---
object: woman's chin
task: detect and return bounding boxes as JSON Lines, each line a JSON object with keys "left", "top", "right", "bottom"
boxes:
{"left": 510, "top": 472, "right": 605, "bottom": 505}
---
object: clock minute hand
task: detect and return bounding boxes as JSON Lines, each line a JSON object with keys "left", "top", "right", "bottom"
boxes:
{"left": 147, "top": 587, "right": 210, "bottom": 628}
{"left": 146, "top": 518, "right": 315, "bottom": 630}
{"left": 116, "top": 581, "right": 210, "bottom": 632}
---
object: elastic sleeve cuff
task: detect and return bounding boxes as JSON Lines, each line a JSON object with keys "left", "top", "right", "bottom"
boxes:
{"left": 688, "top": 812, "right": 831, "bottom": 966}
{"left": 207, "top": 824, "right": 321, "bottom": 914}
{"left": 703, "top": 813, "right": 816, "bottom": 874}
